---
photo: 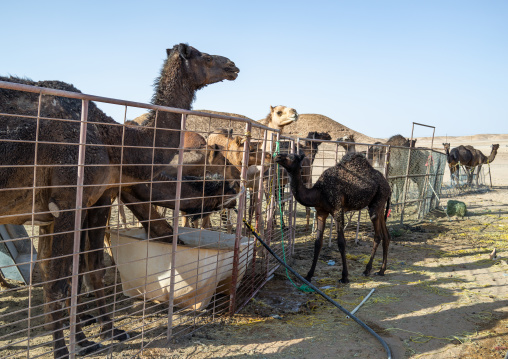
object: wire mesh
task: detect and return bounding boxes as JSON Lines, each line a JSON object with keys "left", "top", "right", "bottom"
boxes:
{"left": 0, "top": 80, "right": 284, "bottom": 358}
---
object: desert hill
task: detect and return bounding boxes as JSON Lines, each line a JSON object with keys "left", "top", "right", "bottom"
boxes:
{"left": 133, "top": 110, "right": 379, "bottom": 144}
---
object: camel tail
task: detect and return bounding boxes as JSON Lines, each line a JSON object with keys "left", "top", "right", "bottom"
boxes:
{"left": 385, "top": 196, "right": 391, "bottom": 221}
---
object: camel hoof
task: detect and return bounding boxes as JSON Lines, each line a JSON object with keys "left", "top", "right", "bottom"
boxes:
{"left": 101, "top": 328, "right": 130, "bottom": 341}
{"left": 374, "top": 271, "right": 385, "bottom": 276}
{"left": 77, "top": 341, "right": 104, "bottom": 356}
{"left": 362, "top": 271, "right": 370, "bottom": 277}
{"left": 339, "top": 278, "right": 350, "bottom": 284}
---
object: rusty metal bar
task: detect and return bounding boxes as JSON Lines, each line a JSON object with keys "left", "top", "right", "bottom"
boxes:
{"left": 69, "top": 99, "right": 89, "bottom": 358}
{"left": 229, "top": 121, "right": 252, "bottom": 315}
{"left": 167, "top": 114, "right": 186, "bottom": 338}
{"left": 27, "top": 92, "right": 43, "bottom": 358}
{"left": 0, "top": 81, "right": 277, "bottom": 132}
{"left": 255, "top": 129, "right": 269, "bottom": 234}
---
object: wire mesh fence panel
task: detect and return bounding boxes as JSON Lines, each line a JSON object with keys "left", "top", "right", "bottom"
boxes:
{"left": 0, "top": 79, "right": 288, "bottom": 358}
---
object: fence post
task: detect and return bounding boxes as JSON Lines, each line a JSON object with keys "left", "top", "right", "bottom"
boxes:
{"left": 255, "top": 129, "right": 269, "bottom": 235}
{"left": 69, "top": 99, "right": 89, "bottom": 358}
{"left": 229, "top": 122, "right": 252, "bottom": 315}
{"left": 167, "top": 113, "right": 186, "bottom": 339}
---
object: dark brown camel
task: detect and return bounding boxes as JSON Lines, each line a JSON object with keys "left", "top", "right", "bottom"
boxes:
{"left": 445, "top": 143, "right": 499, "bottom": 186}
{"left": 274, "top": 152, "right": 391, "bottom": 284}
{"left": 0, "top": 43, "right": 239, "bottom": 358}
{"left": 368, "top": 134, "right": 424, "bottom": 204}
{"left": 120, "top": 173, "right": 238, "bottom": 232}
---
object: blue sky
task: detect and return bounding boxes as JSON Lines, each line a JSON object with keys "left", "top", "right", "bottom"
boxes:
{"left": 1, "top": 1, "right": 507, "bottom": 139}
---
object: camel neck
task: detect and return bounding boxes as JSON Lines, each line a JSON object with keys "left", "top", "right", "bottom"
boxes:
{"left": 487, "top": 149, "right": 498, "bottom": 163}
{"left": 287, "top": 170, "right": 321, "bottom": 208}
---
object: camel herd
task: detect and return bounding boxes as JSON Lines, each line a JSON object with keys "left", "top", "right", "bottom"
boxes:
{"left": 0, "top": 43, "right": 499, "bottom": 358}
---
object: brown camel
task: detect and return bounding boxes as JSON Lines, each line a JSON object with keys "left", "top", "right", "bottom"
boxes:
{"left": 0, "top": 43, "right": 239, "bottom": 358}
{"left": 257, "top": 105, "right": 298, "bottom": 133}
{"left": 337, "top": 134, "right": 356, "bottom": 154}
{"left": 120, "top": 173, "right": 238, "bottom": 234}
{"left": 367, "top": 134, "right": 424, "bottom": 204}
{"left": 274, "top": 152, "right": 391, "bottom": 284}
{"left": 445, "top": 143, "right": 499, "bottom": 186}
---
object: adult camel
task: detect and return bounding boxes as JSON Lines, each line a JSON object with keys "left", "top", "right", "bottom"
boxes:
{"left": 0, "top": 43, "right": 239, "bottom": 358}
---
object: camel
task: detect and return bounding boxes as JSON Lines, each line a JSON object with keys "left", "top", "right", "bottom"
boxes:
{"left": 0, "top": 43, "right": 239, "bottom": 358}
{"left": 120, "top": 173, "right": 238, "bottom": 235}
{"left": 205, "top": 106, "right": 298, "bottom": 232}
{"left": 444, "top": 143, "right": 499, "bottom": 186}
{"left": 207, "top": 105, "right": 299, "bottom": 167}
{"left": 275, "top": 152, "right": 391, "bottom": 283}
{"left": 337, "top": 134, "right": 356, "bottom": 154}
{"left": 367, "top": 135, "right": 425, "bottom": 205}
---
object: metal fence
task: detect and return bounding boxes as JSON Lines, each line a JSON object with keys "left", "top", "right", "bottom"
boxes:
{"left": 0, "top": 80, "right": 451, "bottom": 358}
{"left": 0, "top": 80, "right": 292, "bottom": 358}
{"left": 285, "top": 136, "right": 448, "bottom": 245}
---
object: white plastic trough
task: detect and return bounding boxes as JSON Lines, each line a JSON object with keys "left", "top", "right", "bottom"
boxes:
{"left": 109, "top": 227, "right": 254, "bottom": 311}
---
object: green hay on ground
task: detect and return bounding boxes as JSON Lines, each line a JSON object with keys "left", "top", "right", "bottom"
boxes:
{"left": 446, "top": 200, "right": 467, "bottom": 217}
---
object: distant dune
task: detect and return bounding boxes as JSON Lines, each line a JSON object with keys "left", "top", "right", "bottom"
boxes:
{"left": 133, "top": 110, "right": 506, "bottom": 150}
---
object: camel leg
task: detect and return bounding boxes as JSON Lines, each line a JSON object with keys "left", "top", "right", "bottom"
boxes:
{"left": 364, "top": 205, "right": 390, "bottom": 276}
{"left": 38, "top": 214, "right": 101, "bottom": 358}
{"left": 476, "top": 165, "right": 482, "bottom": 186}
{"left": 305, "top": 211, "right": 328, "bottom": 282}
{"left": 84, "top": 195, "right": 129, "bottom": 342}
{"left": 200, "top": 214, "right": 211, "bottom": 229}
{"left": 377, "top": 214, "right": 391, "bottom": 276}
{"left": 305, "top": 207, "right": 310, "bottom": 232}
{"left": 333, "top": 210, "right": 349, "bottom": 284}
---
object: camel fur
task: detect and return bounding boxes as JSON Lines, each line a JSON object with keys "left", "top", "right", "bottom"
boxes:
{"left": 275, "top": 152, "right": 391, "bottom": 284}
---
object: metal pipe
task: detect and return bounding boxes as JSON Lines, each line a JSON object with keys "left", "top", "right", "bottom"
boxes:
{"left": 0, "top": 81, "right": 276, "bottom": 132}
{"left": 230, "top": 122, "right": 252, "bottom": 314}
{"left": 167, "top": 114, "right": 186, "bottom": 338}
{"left": 69, "top": 99, "right": 89, "bottom": 358}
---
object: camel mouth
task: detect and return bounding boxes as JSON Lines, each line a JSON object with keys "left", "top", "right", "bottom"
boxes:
{"left": 225, "top": 66, "right": 240, "bottom": 80}
{"left": 274, "top": 154, "right": 286, "bottom": 164}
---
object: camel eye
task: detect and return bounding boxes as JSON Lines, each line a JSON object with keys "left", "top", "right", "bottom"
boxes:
{"left": 277, "top": 111, "right": 283, "bottom": 116}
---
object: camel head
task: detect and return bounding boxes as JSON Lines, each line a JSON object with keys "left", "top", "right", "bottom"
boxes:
{"left": 443, "top": 143, "right": 450, "bottom": 151}
{"left": 268, "top": 105, "right": 299, "bottom": 129}
{"left": 274, "top": 153, "right": 305, "bottom": 172}
{"left": 304, "top": 132, "right": 331, "bottom": 150}
{"left": 492, "top": 144, "right": 500, "bottom": 151}
{"left": 337, "top": 134, "right": 355, "bottom": 143}
{"left": 307, "top": 131, "right": 332, "bottom": 141}
{"left": 166, "top": 43, "right": 240, "bottom": 88}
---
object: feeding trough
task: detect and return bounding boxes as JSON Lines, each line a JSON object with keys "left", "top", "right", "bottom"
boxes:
{"left": 109, "top": 227, "right": 254, "bottom": 311}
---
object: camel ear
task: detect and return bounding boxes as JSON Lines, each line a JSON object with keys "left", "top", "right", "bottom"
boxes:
{"left": 234, "top": 136, "right": 244, "bottom": 146}
{"left": 177, "top": 43, "right": 193, "bottom": 59}
{"left": 270, "top": 105, "right": 274, "bottom": 112}
{"left": 213, "top": 144, "right": 222, "bottom": 158}
{"left": 296, "top": 153, "right": 305, "bottom": 162}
